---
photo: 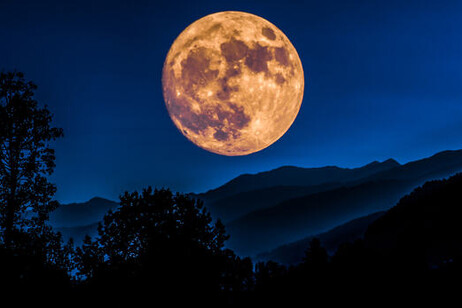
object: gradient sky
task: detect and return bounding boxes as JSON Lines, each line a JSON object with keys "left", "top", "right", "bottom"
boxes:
{"left": 1, "top": 0, "right": 462, "bottom": 203}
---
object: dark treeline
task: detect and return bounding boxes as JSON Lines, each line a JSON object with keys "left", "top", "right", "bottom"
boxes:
{"left": 1, "top": 71, "right": 462, "bottom": 306}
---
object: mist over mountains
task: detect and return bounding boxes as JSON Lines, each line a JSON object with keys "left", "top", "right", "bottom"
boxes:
{"left": 50, "top": 197, "right": 119, "bottom": 243}
{"left": 51, "top": 149, "right": 462, "bottom": 256}
{"left": 196, "top": 158, "right": 400, "bottom": 203}
{"left": 201, "top": 149, "right": 462, "bottom": 256}
{"left": 257, "top": 211, "right": 386, "bottom": 265}
{"left": 194, "top": 158, "right": 399, "bottom": 223}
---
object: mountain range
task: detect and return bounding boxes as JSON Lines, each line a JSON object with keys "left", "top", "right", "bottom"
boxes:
{"left": 50, "top": 197, "right": 119, "bottom": 243}
{"left": 50, "top": 149, "right": 462, "bottom": 256}
{"left": 199, "top": 149, "right": 462, "bottom": 256}
{"left": 363, "top": 172, "right": 462, "bottom": 268}
{"left": 256, "top": 210, "right": 386, "bottom": 265}
{"left": 194, "top": 159, "right": 398, "bottom": 223}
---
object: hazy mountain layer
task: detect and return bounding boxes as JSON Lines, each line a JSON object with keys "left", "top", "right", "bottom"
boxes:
{"left": 256, "top": 211, "right": 385, "bottom": 265}
{"left": 218, "top": 150, "right": 462, "bottom": 256}
{"left": 51, "top": 150, "right": 462, "bottom": 252}
{"left": 50, "top": 197, "right": 119, "bottom": 228}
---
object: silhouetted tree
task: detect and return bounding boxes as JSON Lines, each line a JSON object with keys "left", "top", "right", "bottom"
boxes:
{"left": 254, "top": 260, "right": 287, "bottom": 289}
{"left": 74, "top": 235, "right": 104, "bottom": 280}
{"left": 81, "top": 188, "right": 228, "bottom": 267}
{"left": 76, "top": 188, "right": 251, "bottom": 305}
{"left": 302, "top": 238, "right": 328, "bottom": 269}
{"left": 0, "top": 71, "right": 63, "bottom": 250}
{"left": 220, "top": 252, "right": 255, "bottom": 302}
{"left": 0, "top": 230, "right": 72, "bottom": 297}
{"left": 0, "top": 72, "right": 72, "bottom": 298}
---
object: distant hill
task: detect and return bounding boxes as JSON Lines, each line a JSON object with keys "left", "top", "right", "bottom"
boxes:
{"left": 204, "top": 184, "right": 340, "bottom": 223}
{"left": 364, "top": 172, "right": 462, "bottom": 267}
{"left": 55, "top": 223, "right": 100, "bottom": 245}
{"left": 199, "top": 159, "right": 399, "bottom": 223}
{"left": 49, "top": 197, "right": 118, "bottom": 245}
{"left": 50, "top": 149, "right": 462, "bottom": 253}
{"left": 257, "top": 211, "right": 385, "bottom": 265}
{"left": 50, "top": 197, "right": 118, "bottom": 228}
{"left": 365, "top": 150, "right": 462, "bottom": 183}
{"left": 219, "top": 149, "right": 462, "bottom": 257}
{"left": 50, "top": 197, "right": 119, "bottom": 245}
{"left": 256, "top": 170, "right": 462, "bottom": 266}
{"left": 246, "top": 173, "right": 462, "bottom": 304}
{"left": 226, "top": 179, "right": 415, "bottom": 256}
{"left": 201, "top": 151, "right": 462, "bottom": 223}
{"left": 197, "top": 158, "right": 400, "bottom": 203}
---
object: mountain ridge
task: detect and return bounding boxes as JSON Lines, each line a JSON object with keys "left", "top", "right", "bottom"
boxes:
{"left": 221, "top": 149, "right": 462, "bottom": 256}
{"left": 256, "top": 211, "right": 386, "bottom": 265}
{"left": 50, "top": 197, "right": 119, "bottom": 228}
{"left": 197, "top": 158, "right": 401, "bottom": 203}
{"left": 50, "top": 149, "right": 462, "bottom": 253}
{"left": 226, "top": 178, "right": 415, "bottom": 256}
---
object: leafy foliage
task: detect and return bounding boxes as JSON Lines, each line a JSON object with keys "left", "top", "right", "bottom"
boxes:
{"left": 0, "top": 71, "right": 63, "bottom": 249}
{"left": 75, "top": 188, "right": 253, "bottom": 305}
{"left": 0, "top": 71, "right": 73, "bottom": 300}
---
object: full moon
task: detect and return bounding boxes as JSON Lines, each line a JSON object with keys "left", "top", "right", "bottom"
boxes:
{"left": 162, "top": 11, "right": 304, "bottom": 156}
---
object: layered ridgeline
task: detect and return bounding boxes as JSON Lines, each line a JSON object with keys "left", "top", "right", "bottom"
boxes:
{"left": 363, "top": 172, "right": 462, "bottom": 267}
{"left": 194, "top": 158, "right": 399, "bottom": 222}
{"left": 50, "top": 197, "right": 119, "bottom": 244}
{"left": 256, "top": 211, "right": 386, "bottom": 265}
{"left": 195, "top": 149, "right": 462, "bottom": 257}
{"left": 50, "top": 149, "right": 462, "bottom": 254}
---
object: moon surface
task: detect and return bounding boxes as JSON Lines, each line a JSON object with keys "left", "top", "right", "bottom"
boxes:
{"left": 162, "top": 11, "right": 304, "bottom": 156}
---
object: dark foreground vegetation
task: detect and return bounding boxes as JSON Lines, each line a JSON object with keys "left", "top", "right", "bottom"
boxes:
{"left": 2, "top": 71, "right": 462, "bottom": 306}
{"left": 2, "top": 176, "right": 462, "bottom": 306}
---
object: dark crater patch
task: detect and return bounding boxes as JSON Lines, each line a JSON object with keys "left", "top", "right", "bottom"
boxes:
{"left": 217, "top": 66, "right": 241, "bottom": 101}
{"left": 168, "top": 96, "right": 217, "bottom": 135}
{"left": 227, "top": 102, "right": 251, "bottom": 129}
{"left": 273, "top": 46, "right": 290, "bottom": 67}
{"left": 181, "top": 47, "right": 218, "bottom": 96}
{"left": 216, "top": 82, "right": 234, "bottom": 101}
{"left": 245, "top": 43, "right": 272, "bottom": 73}
{"left": 275, "top": 73, "right": 286, "bottom": 84}
{"left": 221, "top": 38, "right": 249, "bottom": 62}
{"left": 262, "top": 27, "right": 276, "bottom": 40}
{"left": 214, "top": 130, "right": 229, "bottom": 141}
{"left": 168, "top": 92, "right": 250, "bottom": 141}
{"left": 206, "top": 23, "right": 222, "bottom": 35}
{"left": 225, "top": 65, "right": 241, "bottom": 78}
{"left": 216, "top": 88, "right": 230, "bottom": 101}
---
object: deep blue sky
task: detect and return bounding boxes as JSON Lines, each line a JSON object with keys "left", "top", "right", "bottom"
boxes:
{"left": 1, "top": 0, "right": 462, "bottom": 203}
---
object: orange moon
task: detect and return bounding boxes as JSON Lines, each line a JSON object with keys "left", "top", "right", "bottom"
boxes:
{"left": 162, "top": 11, "right": 304, "bottom": 156}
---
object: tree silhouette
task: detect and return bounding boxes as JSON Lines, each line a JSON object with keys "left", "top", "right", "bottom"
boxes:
{"left": 302, "top": 238, "right": 328, "bottom": 269}
{"left": 254, "top": 260, "right": 287, "bottom": 290}
{"left": 76, "top": 188, "right": 253, "bottom": 305}
{"left": 0, "top": 71, "right": 63, "bottom": 250}
{"left": 78, "top": 188, "right": 228, "bottom": 269}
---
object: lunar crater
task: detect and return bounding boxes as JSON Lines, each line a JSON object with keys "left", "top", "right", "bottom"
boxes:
{"left": 262, "top": 27, "right": 276, "bottom": 40}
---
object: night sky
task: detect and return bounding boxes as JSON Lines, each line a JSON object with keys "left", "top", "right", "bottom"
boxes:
{"left": 1, "top": 0, "right": 462, "bottom": 203}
